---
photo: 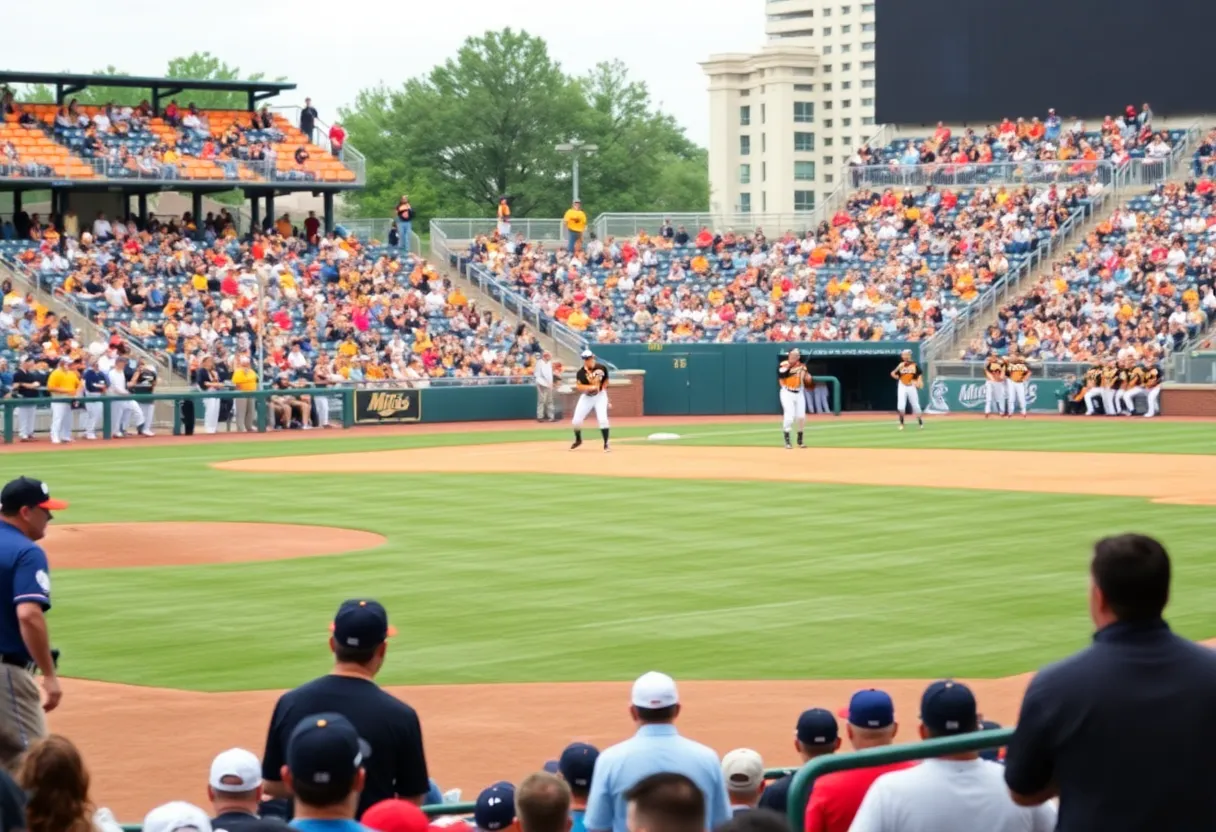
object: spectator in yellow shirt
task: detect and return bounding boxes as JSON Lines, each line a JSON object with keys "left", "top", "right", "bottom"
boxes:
{"left": 563, "top": 199, "right": 587, "bottom": 253}
{"left": 566, "top": 308, "right": 591, "bottom": 331}
{"left": 448, "top": 286, "right": 468, "bottom": 307}
{"left": 230, "top": 356, "right": 259, "bottom": 432}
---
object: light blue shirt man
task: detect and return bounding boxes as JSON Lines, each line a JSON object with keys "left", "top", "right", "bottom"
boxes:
{"left": 584, "top": 672, "right": 731, "bottom": 832}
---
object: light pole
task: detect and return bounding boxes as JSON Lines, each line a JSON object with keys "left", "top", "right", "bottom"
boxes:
{"left": 555, "top": 139, "right": 598, "bottom": 203}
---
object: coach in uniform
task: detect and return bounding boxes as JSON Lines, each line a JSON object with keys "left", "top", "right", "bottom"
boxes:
{"left": 890, "top": 350, "right": 924, "bottom": 430}
{"left": 10, "top": 357, "right": 41, "bottom": 442}
{"left": 261, "top": 599, "right": 429, "bottom": 819}
{"left": 778, "top": 349, "right": 810, "bottom": 449}
{"left": 982, "top": 352, "right": 1005, "bottom": 418}
{"left": 0, "top": 476, "right": 67, "bottom": 773}
{"left": 570, "top": 349, "right": 611, "bottom": 452}
{"left": 1080, "top": 363, "right": 1103, "bottom": 415}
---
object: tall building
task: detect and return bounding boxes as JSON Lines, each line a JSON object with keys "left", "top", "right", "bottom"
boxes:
{"left": 701, "top": 1, "right": 877, "bottom": 217}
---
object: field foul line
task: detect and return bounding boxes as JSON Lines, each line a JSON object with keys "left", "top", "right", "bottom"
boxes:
{"left": 616, "top": 421, "right": 880, "bottom": 443}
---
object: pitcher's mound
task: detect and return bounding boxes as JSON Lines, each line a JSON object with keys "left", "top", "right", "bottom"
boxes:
{"left": 46, "top": 523, "right": 386, "bottom": 569}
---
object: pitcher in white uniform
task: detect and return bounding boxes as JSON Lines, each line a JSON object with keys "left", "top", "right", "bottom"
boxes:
{"left": 891, "top": 349, "right": 924, "bottom": 430}
{"left": 982, "top": 352, "right": 1006, "bottom": 418}
{"left": 777, "top": 348, "right": 810, "bottom": 449}
{"left": 569, "top": 349, "right": 611, "bottom": 452}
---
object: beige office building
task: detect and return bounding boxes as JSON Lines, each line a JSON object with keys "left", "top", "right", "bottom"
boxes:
{"left": 702, "top": 1, "right": 877, "bottom": 216}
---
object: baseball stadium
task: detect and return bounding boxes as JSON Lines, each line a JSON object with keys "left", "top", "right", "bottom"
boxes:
{"left": 5, "top": 0, "right": 1216, "bottom": 829}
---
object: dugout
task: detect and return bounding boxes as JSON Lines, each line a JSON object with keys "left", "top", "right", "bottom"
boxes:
{"left": 591, "top": 342, "right": 917, "bottom": 416}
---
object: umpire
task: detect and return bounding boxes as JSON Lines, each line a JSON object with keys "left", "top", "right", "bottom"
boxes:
{"left": 0, "top": 476, "right": 66, "bottom": 774}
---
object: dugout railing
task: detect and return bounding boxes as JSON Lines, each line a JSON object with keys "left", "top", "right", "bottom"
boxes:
{"left": 113, "top": 730, "right": 1013, "bottom": 831}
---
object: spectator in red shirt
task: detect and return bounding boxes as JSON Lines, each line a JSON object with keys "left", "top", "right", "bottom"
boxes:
{"left": 803, "top": 690, "right": 913, "bottom": 832}
{"left": 694, "top": 227, "right": 714, "bottom": 249}
{"left": 304, "top": 211, "right": 321, "bottom": 246}
{"left": 329, "top": 123, "right": 347, "bottom": 160}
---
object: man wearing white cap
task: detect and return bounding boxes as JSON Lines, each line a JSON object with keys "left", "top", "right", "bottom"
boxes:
{"left": 144, "top": 801, "right": 214, "bottom": 832}
{"left": 721, "top": 749, "right": 765, "bottom": 816}
{"left": 207, "top": 748, "right": 285, "bottom": 832}
{"left": 584, "top": 672, "right": 731, "bottom": 832}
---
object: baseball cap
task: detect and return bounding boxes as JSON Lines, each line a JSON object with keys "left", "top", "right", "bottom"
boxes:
{"left": 558, "top": 742, "right": 599, "bottom": 790}
{"left": 209, "top": 748, "right": 262, "bottom": 792}
{"left": 474, "top": 782, "right": 516, "bottom": 831}
{"left": 579, "top": 348, "right": 594, "bottom": 359}
{"left": 286, "top": 712, "right": 371, "bottom": 792}
{"left": 363, "top": 799, "right": 431, "bottom": 832}
{"left": 330, "top": 599, "right": 397, "bottom": 649}
{"left": 978, "top": 720, "right": 1005, "bottom": 762}
{"left": 838, "top": 689, "right": 895, "bottom": 728}
{"left": 143, "top": 801, "right": 213, "bottom": 832}
{"left": 631, "top": 671, "right": 679, "bottom": 709}
{"left": 0, "top": 477, "right": 69, "bottom": 512}
{"left": 921, "top": 680, "right": 978, "bottom": 736}
{"left": 721, "top": 748, "right": 765, "bottom": 792}
{"left": 795, "top": 708, "right": 839, "bottom": 746}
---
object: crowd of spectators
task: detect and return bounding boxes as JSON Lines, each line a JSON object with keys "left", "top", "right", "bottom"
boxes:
{"left": 964, "top": 179, "right": 1216, "bottom": 362}
{"left": 468, "top": 184, "right": 1095, "bottom": 345}
{"left": 1, "top": 209, "right": 544, "bottom": 438}
{"left": 850, "top": 104, "right": 1177, "bottom": 171}
{"left": 3, "top": 533, "right": 1212, "bottom": 832}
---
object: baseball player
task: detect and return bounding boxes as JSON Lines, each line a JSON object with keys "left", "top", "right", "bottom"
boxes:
{"left": 80, "top": 356, "right": 109, "bottom": 440}
{"left": 130, "top": 359, "right": 158, "bottom": 437}
{"left": 1140, "top": 362, "right": 1163, "bottom": 417}
{"left": 778, "top": 349, "right": 811, "bottom": 449}
{"left": 107, "top": 356, "right": 143, "bottom": 438}
{"left": 1099, "top": 359, "right": 1121, "bottom": 416}
{"left": 10, "top": 357, "right": 41, "bottom": 442}
{"left": 1119, "top": 362, "right": 1146, "bottom": 416}
{"left": 570, "top": 349, "right": 610, "bottom": 452}
{"left": 982, "top": 351, "right": 1006, "bottom": 418}
{"left": 1082, "top": 363, "right": 1104, "bottom": 415}
{"left": 891, "top": 349, "right": 924, "bottom": 430}
{"left": 313, "top": 355, "right": 343, "bottom": 429}
{"left": 1004, "top": 350, "right": 1031, "bottom": 418}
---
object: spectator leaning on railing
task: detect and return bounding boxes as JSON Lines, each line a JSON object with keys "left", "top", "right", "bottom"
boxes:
{"left": 757, "top": 708, "right": 840, "bottom": 814}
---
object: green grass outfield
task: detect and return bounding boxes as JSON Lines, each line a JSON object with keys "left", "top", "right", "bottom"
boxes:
{"left": 12, "top": 417, "right": 1216, "bottom": 692}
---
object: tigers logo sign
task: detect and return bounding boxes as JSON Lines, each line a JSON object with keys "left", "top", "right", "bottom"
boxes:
{"left": 354, "top": 388, "right": 421, "bottom": 423}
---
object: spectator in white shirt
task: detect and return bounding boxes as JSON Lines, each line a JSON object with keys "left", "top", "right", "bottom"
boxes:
{"left": 92, "top": 212, "right": 114, "bottom": 241}
{"left": 93, "top": 111, "right": 111, "bottom": 133}
{"left": 848, "top": 681, "right": 1055, "bottom": 832}
{"left": 534, "top": 350, "right": 555, "bottom": 422}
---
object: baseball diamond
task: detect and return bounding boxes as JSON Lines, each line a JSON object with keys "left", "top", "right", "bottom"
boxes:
{"left": 4, "top": 415, "right": 1214, "bottom": 820}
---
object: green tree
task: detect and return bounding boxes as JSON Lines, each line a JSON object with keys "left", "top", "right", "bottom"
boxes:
{"left": 341, "top": 29, "right": 709, "bottom": 222}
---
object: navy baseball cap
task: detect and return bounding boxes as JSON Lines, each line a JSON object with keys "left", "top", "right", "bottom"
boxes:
{"left": 796, "top": 708, "right": 839, "bottom": 746}
{"left": 920, "top": 680, "right": 978, "bottom": 736}
{"left": 474, "top": 782, "right": 516, "bottom": 831}
{"left": 286, "top": 713, "right": 371, "bottom": 791}
{"left": 330, "top": 599, "right": 397, "bottom": 649}
{"left": 558, "top": 742, "right": 599, "bottom": 790}
{"left": 0, "top": 477, "right": 69, "bottom": 512}
{"left": 838, "top": 689, "right": 895, "bottom": 728}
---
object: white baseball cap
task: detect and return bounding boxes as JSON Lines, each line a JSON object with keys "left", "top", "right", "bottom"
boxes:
{"left": 143, "top": 802, "right": 213, "bottom": 832}
{"left": 209, "top": 748, "right": 262, "bottom": 792}
{"left": 721, "top": 748, "right": 765, "bottom": 791}
{"left": 631, "top": 671, "right": 679, "bottom": 709}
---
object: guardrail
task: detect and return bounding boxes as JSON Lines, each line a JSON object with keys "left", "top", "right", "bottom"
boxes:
{"left": 787, "top": 728, "right": 1013, "bottom": 831}
{"left": 592, "top": 211, "right": 829, "bottom": 240}
{"left": 845, "top": 159, "right": 1124, "bottom": 190}
{"left": 932, "top": 360, "right": 1094, "bottom": 380}
{"left": 430, "top": 218, "right": 567, "bottom": 242}
{"left": 339, "top": 218, "right": 422, "bottom": 254}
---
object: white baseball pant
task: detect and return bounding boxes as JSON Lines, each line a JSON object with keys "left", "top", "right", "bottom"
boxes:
{"left": 984, "top": 380, "right": 1005, "bottom": 414}
{"left": 16, "top": 405, "right": 37, "bottom": 439}
{"left": 780, "top": 387, "right": 807, "bottom": 431}
{"left": 1006, "top": 380, "right": 1028, "bottom": 414}
{"left": 1120, "top": 386, "right": 1142, "bottom": 415}
{"left": 140, "top": 403, "right": 155, "bottom": 433}
{"left": 1100, "top": 388, "right": 1119, "bottom": 416}
{"left": 50, "top": 401, "right": 74, "bottom": 442}
{"left": 571, "top": 391, "right": 609, "bottom": 428}
{"left": 1083, "top": 387, "right": 1103, "bottom": 415}
{"left": 202, "top": 396, "right": 221, "bottom": 433}
{"left": 896, "top": 383, "right": 923, "bottom": 415}
{"left": 813, "top": 384, "right": 829, "bottom": 413}
{"left": 314, "top": 394, "right": 331, "bottom": 427}
{"left": 1145, "top": 386, "right": 1162, "bottom": 417}
{"left": 110, "top": 399, "right": 143, "bottom": 434}
{"left": 83, "top": 399, "right": 104, "bottom": 438}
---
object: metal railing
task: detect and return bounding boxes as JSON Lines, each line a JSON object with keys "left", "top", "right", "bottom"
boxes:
{"left": 1168, "top": 350, "right": 1216, "bottom": 384}
{"left": 338, "top": 218, "right": 422, "bottom": 254}
{"left": 932, "top": 360, "right": 1094, "bottom": 380}
{"left": 593, "top": 211, "right": 827, "bottom": 240}
{"left": 923, "top": 185, "right": 1113, "bottom": 361}
{"left": 430, "top": 217, "right": 566, "bottom": 242}
{"left": 270, "top": 104, "right": 366, "bottom": 186}
{"left": 845, "top": 159, "right": 1124, "bottom": 190}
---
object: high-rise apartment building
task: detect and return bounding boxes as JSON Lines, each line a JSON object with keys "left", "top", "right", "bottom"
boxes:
{"left": 701, "top": 1, "right": 877, "bottom": 216}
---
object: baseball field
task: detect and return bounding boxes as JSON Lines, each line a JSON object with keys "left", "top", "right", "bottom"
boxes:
{"left": 9, "top": 414, "right": 1216, "bottom": 818}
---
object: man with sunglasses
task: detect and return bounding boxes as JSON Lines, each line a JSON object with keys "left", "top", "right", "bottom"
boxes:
{"left": 0, "top": 476, "right": 68, "bottom": 773}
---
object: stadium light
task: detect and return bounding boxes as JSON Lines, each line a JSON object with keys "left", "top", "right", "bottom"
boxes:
{"left": 555, "top": 139, "right": 598, "bottom": 203}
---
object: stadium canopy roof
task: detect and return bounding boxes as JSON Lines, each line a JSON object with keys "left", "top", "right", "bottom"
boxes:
{"left": 0, "top": 71, "right": 295, "bottom": 110}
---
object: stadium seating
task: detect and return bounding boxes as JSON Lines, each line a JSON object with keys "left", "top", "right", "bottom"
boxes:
{"left": 855, "top": 108, "right": 1180, "bottom": 170}
{"left": 0, "top": 226, "right": 538, "bottom": 384}
{"left": 468, "top": 185, "right": 1094, "bottom": 344}
{"left": 964, "top": 179, "right": 1216, "bottom": 362}
{"left": 2, "top": 103, "right": 356, "bottom": 184}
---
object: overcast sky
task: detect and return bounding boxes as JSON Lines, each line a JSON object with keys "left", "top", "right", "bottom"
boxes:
{"left": 5, "top": 0, "right": 763, "bottom": 146}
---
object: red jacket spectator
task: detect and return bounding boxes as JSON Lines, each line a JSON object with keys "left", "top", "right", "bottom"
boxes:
{"left": 694, "top": 228, "right": 714, "bottom": 248}
{"left": 220, "top": 273, "right": 239, "bottom": 297}
{"left": 329, "top": 124, "right": 346, "bottom": 155}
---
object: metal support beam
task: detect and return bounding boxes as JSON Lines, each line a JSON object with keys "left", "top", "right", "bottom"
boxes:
{"left": 323, "top": 192, "right": 335, "bottom": 234}
{"left": 266, "top": 194, "right": 276, "bottom": 229}
{"left": 249, "top": 192, "right": 260, "bottom": 232}
{"left": 192, "top": 192, "right": 203, "bottom": 241}
{"left": 137, "top": 194, "right": 148, "bottom": 227}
